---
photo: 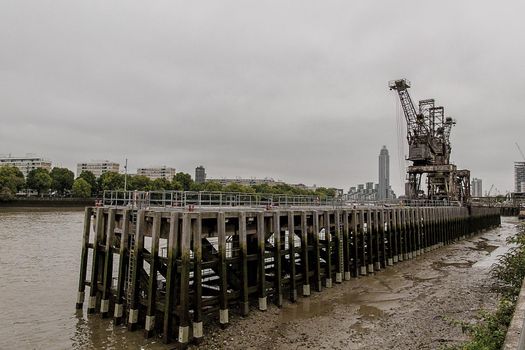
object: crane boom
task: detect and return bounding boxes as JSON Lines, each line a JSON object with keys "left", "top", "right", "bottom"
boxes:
{"left": 516, "top": 142, "right": 525, "bottom": 161}
{"left": 389, "top": 79, "right": 425, "bottom": 141}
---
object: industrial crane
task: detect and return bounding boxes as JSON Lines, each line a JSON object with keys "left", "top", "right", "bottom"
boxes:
{"left": 389, "top": 79, "right": 471, "bottom": 204}
{"left": 487, "top": 184, "right": 495, "bottom": 197}
{"left": 516, "top": 142, "right": 525, "bottom": 161}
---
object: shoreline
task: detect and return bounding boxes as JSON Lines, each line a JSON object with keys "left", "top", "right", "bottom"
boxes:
{"left": 0, "top": 198, "right": 95, "bottom": 208}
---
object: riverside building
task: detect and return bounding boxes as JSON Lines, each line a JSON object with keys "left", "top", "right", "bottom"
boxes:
{"left": 0, "top": 155, "right": 52, "bottom": 177}
{"left": 77, "top": 161, "right": 119, "bottom": 178}
{"left": 137, "top": 166, "right": 177, "bottom": 180}
{"left": 195, "top": 166, "right": 206, "bottom": 184}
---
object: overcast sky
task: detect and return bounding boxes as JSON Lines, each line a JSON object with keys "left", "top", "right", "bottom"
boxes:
{"left": 2, "top": 1, "right": 525, "bottom": 195}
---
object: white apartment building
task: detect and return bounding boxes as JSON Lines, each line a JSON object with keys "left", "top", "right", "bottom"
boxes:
{"left": 77, "top": 161, "right": 119, "bottom": 178}
{"left": 207, "top": 177, "right": 283, "bottom": 187}
{"left": 137, "top": 166, "right": 177, "bottom": 180}
{"left": 0, "top": 155, "right": 52, "bottom": 177}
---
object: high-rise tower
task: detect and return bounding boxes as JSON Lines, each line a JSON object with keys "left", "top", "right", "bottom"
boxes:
{"left": 195, "top": 165, "right": 206, "bottom": 184}
{"left": 515, "top": 162, "right": 525, "bottom": 193}
{"left": 378, "top": 145, "right": 390, "bottom": 200}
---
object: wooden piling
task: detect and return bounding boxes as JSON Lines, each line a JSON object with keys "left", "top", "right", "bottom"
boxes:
{"left": 273, "top": 212, "right": 283, "bottom": 306}
{"left": 76, "top": 208, "right": 92, "bottom": 309}
{"left": 177, "top": 212, "right": 192, "bottom": 345}
{"left": 101, "top": 208, "right": 116, "bottom": 318}
{"left": 312, "top": 211, "right": 322, "bottom": 291}
{"left": 162, "top": 212, "right": 179, "bottom": 344}
{"left": 323, "top": 211, "right": 333, "bottom": 287}
{"left": 359, "top": 210, "right": 367, "bottom": 276}
{"left": 257, "top": 212, "right": 267, "bottom": 311}
{"left": 144, "top": 212, "right": 161, "bottom": 338}
{"left": 192, "top": 213, "right": 203, "bottom": 343}
{"left": 342, "top": 211, "right": 351, "bottom": 280}
{"left": 335, "top": 210, "right": 344, "bottom": 283}
{"left": 218, "top": 212, "right": 229, "bottom": 327}
{"left": 288, "top": 211, "right": 298, "bottom": 302}
{"left": 239, "top": 212, "right": 250, "bottom": 315}
{"left": 128, "top": 210, "right": 145, "bottom": 331}
{"left": 300, "top": 211, "right": 310, "bottom": 296}
{"left": 114, "top": 209, "right": 130, "bottom": 325}
{"left": 88, "top": 207, "right": 105, "bottom": 314}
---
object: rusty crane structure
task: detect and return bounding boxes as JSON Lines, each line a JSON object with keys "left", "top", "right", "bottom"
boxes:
{"left": 389, "top": 79, "right": 470, "bottom": 204}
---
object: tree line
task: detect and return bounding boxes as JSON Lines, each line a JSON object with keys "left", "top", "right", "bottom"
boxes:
{"left": 0, "top": 166, "right": 76, "bottom": 200}
{"left": 0, "top": 165, "right": 337, "bottom": 201}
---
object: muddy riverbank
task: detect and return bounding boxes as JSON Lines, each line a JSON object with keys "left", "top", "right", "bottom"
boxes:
{"left": 192, "top": 217, "right": 519, "bottom": 350}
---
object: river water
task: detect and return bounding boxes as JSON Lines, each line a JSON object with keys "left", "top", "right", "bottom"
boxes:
{"left": 0, "top": 209, "right": 519, "bottom": 349}
{"left": 0, "top": 208, "right": 166, "bottom": 350}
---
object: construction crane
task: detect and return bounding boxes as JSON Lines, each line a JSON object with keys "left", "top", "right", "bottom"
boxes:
{"left": 487, "top": 184, "right": 495, "bottom": 197}
{"left": 389, "top": 79, "right": 471, "bottom": 204}
{"left": 516, "top": 142, "right": 525, "bottom": 161}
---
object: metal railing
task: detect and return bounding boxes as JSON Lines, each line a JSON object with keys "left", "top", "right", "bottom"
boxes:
{"left": 101, "top": 190, "right": 463, "bottom": 210}
{"left": 343, "top": 198, "right": 461, "bottom": 207}
{"left": 102, "top": 190, "right": 345, "bottom": 209}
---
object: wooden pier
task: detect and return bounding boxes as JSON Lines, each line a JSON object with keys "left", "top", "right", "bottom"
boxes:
{"left": 75, "top": 203, "right": 500, "bottom": 347}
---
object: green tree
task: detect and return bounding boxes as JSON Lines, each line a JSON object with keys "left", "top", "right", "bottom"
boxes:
{"left": 98, "top": 171, "right": 125, "bottom": 191}
{"left": 0, "top": 186, "right": 15, "bottom": 201}
{"left": 224, "top": 183, "right": 253, "bottom": 193}
{"left": 128, "top": 175, "right": 151, "bottom": 191}
{"left": 78, "top": 171, "right": 98, "bottom": 194}
{"left": 26, "top": 168, "right": 52, "bottom": 196}
{"left": 314, "top": 187, "right": 337, "bottom": 198}
{"left": 204, "top": 181, "right": 224, "bottom": 192}
{"left": 190, "top": 182, "right": 204, "bottom": 191}
{"left": 50, "top": 167, "right": 75, "bottom": 195}
{"left": 148, "top": 178, "right": 172, "bottom": 191}
{"left": 171, "top": 180, "right": 183, "bottom": 191}
{"left": 72, "top": 178, "right": 92, "bottom": 198}
{"left": 0, "top": 166, "right": 25, "bottom": 195}
{"left": 174, "top": 172, "right": 193, "bottom": 191}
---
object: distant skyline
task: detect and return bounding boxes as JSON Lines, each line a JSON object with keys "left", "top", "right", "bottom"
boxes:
{"left": 2, "top": 1, "right": 525, "bottom": 195}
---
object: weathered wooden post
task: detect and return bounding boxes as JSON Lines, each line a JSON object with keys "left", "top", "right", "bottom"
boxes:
{"left": 101, "top": 208, "right": 116, "bottom": 318}
{"left": 177, "top": 212, "right": 192, "bottom": 346}
{"left": 324, "top": 211, "right": 333, "bottom": 288}
{"left": 144, "top": 212, "right": 161, "bottom": 338}
{"left": 257, "top": 211, "right": 267, "bottom": 311}
{"left": 114, "top": 209, "right": 130, "bottom": 325}
{"left": 128, "top": 210, "right": 145, "bottom": 331}
{"left": 300, "top": 211, "right": 310, "bottom": 297}
{"left": 312, "top": 211, "right": 322, "bottom": 291}
{"left": 163, "top": 212, "right": 179, "bottom": 344}
{"left": 273, "top": 212, "right": 283, "bottom": 306}
{"left": 288, "top": 211, "right": 298, "bottom": 302}
{"left": 343, "top": 210, "right": 352, "bottom": 280}
{"left": 88, "top": 207, "right": 105, "bottom": 314}
{"left": 239, "top": 211, "right": 250, "bottom": 315}
{"left": 76, "top": 207, "right": 92, "bottom": 310}
{"left": 192, "top": 213, "right": 203, "bottom": 343}
{"left": 218, "top": 212, "right": 229, "bottom": 327}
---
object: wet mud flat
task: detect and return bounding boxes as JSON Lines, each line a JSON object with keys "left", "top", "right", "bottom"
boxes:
{"left": 191, "top": 218, "right": 518, "bottom": 350}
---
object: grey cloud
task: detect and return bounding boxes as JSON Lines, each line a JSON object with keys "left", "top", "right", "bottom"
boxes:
{"left": 1, "top": 0, "right": 525, "bottom": 194}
